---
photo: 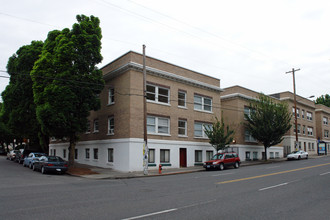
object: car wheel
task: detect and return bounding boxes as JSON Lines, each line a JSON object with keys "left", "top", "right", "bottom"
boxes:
{"left": 41, "top": 167, "right": 46, "bottom": 174}
{"left": 306, "top": 155, "right": 308, "bottom": 159}
{"left": 32, "top": 165, "right": 36, "bottom": 171}
{"left": 234, "top": 161, "right": 239, "bottom": 169}
{"left": 219, "top": 163, "right": 224, "bottom": 171}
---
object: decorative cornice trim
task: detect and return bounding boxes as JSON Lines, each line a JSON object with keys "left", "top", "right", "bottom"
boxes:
{"left": 103, "top": 62, "right": 223, "bottom": 92}
{"left": 221, "top": 93, "right": 257, "bottom": 101}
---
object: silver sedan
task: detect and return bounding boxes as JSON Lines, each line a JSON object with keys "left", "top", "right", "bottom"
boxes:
{"left": 287, "top": 150, "right": 308, "bottom": 160}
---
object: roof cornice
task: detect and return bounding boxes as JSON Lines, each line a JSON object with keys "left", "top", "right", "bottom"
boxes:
{"left": 103, "top": 62, "right": 223, "bottom": 92}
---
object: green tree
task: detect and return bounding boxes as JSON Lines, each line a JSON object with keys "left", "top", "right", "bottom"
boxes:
{"left": 315, "top": 94, "right": 330, "bottom": 107}
{"left": 1, "top": 41, "right": 46, "bottom": 151}
{"left": 204, "top": 117, "right": 235, "bottom": 152}
{"left": 0, "top": 103, "right": 13, "bottom": 152}
{"left": 244, "top": 94, "right": 292, "bottom": 161}
{"left": 31, "top": 15, "right": 104, "bottom": 166}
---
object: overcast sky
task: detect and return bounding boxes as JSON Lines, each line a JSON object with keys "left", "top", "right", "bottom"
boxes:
{"left": 1, "top": 0, "right": 329, "bottom": 102}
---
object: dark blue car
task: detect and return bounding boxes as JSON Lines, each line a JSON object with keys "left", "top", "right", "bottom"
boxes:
{"left": 33, "top": 156, "right": 68, "bottom": 174}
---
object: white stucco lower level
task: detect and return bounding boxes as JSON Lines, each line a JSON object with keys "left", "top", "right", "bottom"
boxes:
{"left": 50, "top": 139, "right": 286, "bottom": 172}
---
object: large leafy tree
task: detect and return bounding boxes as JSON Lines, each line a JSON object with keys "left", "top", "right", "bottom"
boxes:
{"left": 204, "top": 117, "right": 235, "bottom": 152}
{"left": 1, "top": 41, "right": 46, "bottom": 151}
{"left": 0, "top": 103, "right": 13, "bottom": 152}
{"left": 315, "top": 94, "right": 330, "bottom": 107}
{"left": 31, "top": 15, "right": 104, "bottom": 166}
{"left": 244, "top": 94, "right": 292, "bottom": 161}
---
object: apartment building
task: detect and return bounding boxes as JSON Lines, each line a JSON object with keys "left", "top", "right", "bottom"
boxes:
{"left": 49, "top": 51, "right": 222, "bottom": 172}
{"left": 220, "top": 86, "right": 284, "bottom": 161}
{"left": 315, "top": 104, "right": 330, "bottom": 153}
{"left": 270, "top": 92, "right": 318, "bottom": 156}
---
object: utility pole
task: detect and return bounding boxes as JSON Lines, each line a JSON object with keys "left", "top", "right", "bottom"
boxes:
{"left": 286, "top": 68, "right": 300, "bottom": 151}
{"left": 143, "top": 45, "right": 148, "bottom": 175}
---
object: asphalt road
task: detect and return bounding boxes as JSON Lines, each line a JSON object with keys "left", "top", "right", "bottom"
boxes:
{"left": 0, "top": 155, "right": 329, "bottom": 220}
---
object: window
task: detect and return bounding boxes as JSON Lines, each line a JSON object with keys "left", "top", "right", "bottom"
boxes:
{"left": 148, "top": 149, "right": 155, "bottom": 163}
{"left": 244, "top": 106, "right": 254, "bottom": 119}
{"left": 307, "top": 127, "right": 313, "bottom": 136}
{"left": 296, "top": 108, "right": 300, "bottom": 118}
{"left": 246, "top": 152, "right": 251, "bottom": 160}
{"left": 146, "top": 84, "right": 169, "bottom": 104}
{"left": 160, "top": 149, "right": 170, "bottom": 163}
{"left": 275, "top": 152, "right": 280, "bottom": 159}
{"left": 147, "top": 116, "right": 170, "bottom": 135}
{"left": 63, "top": 149, "right": 66, "bottom": 159}
{"left": 108, "top": 88, "right": 115, "bottom": 105}
{"left": 325, "top": 130, "right": 329, "bottom": 138}
{"left": 178, "top": 120, "right": 187, "bottom": 136}
{"left": 312, "top": 143, "right": 314, "bottom": 150}
{"left": 308, "top": 143, "right": 311, "bottom": 150}
{"left": 93, "top": 148, "right": 98, "bottom": 160}
{"left": 178, "top": 91, "right": 186, "bottom": 107}
{"left": 269, "top": 152, "right": 274, "bottom": 159}
{"left": 303, "top": 125, "right": 306, "bottom": 135}
{"left": 108, "top": 117, "right": 114, "bottom": 135}
{"left": 194, "top": 122, "right": 212, "bottom": 138}
{"left": 245, "top": 130, "right": 257, "bottom": 142}
{"left": 324, "top": 117, "right": 328, "bottom": 125}
{"left": 74, "top": 149, "right": 77, "bottom": 159}
{"left": 85, "top": 148, "right": 90, "bottom": 159}
{"left": 194, "top": 94, "right": 212, "bottom": 112}
{"left": 253, "top": 152, "right": 258, "bottom": 160}
{"left": 297, "top": 124, "right": 301, "bottom": 134}
{"left": 195, "top": 150, "right": 202, "bottom": 162}
{"left": 86, "top": 121, "right": 91, "bottom": 133}
{"left": 108, "top": 148, "right": 113, "bottom": 162}
{"left": 93, "top": 119, "right": 99, "bottom": 133}
{"left": 307, "top": 112, "right": 313, "bottom": 121}
{"left": 301, "top": 110, "right": 305, "bottom": 119}
{"left": 206, "top": 151, "right": 213, "bottom": 161}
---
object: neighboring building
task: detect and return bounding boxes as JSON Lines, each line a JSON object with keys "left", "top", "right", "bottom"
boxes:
{"left": 270, "top": 92, "right": 318, "bottom": 156}
{"left": 315, "top": 104, "right": 330, "bottom": 153}
{"left": 50, "top": 51, "right": 222, "bottom": 172}
{"left": 220, "top": 86, "right": 284, "bottom": 161}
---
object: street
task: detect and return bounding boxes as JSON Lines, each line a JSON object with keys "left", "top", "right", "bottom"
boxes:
{"left": 0, "top": 155, "right": 329, "bottom": 220}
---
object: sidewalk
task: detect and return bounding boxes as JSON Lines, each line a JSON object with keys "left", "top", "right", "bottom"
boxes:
{"left": 67, "top": 157, "right": 289, "bottom": 180}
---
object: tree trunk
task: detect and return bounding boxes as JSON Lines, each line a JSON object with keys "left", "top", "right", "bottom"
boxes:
{"left": 68, "top": 135, "right": 76, "bottom": 167}
{"left": 264, "top": 145, "right": 268, "bottom": 161}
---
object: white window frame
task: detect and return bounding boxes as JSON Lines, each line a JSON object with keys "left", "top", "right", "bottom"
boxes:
{"left": 323, "top": 117, "right": 328, "bottom": 125}
{"left": 160, "top": 149, "right": 170, "bottom": 163}
{"left": 108, "top": 148, "right": 113, "bottom": 163}
{"left": 194, "top": 94, "right": 212, "bottom": 112}
{"left": 178, "top": 91, "right": 187, "bottom": 108}
{"left": 307, "top": 112, "right": 313, "bottom": 121}
{"left": 195, "top": 150, "right": 203, "bottom": 162}
{"left": 307, "top": 127, "right": 313, "bottom": 136}
{"left": 93, "top": 119, "right": 99, "bottom": 133}
{"left": 245, "top": 130, "right": 257, "bottom": 142}
{"left": 85, "top": 148, "right": 90, "bottom": 159}
{"left": 108, "top": 116, "right": 114, "bottom": 135}
{"left": 178, "top": 119, "right": 187, "bottom": 137}
{"left": 93, "top": 148, "right": 98, "bottom": 160}
{"left": 325, "top": 130, "right": 329, "bottom": 138}
{"left": 86, "top": 121, "right": 91, "bottom": 133}
{"left": 147, "top": 116, "right": 170, "bottom": 135}
{"left": 146, "top": 84, "right": 170, "bottom": 105}
{"left": 194, "top": 122, "right": 212, "bottom": 138}
{"left": 301, "top": 110, "right": 305, "bottom": 119}
{"left": 108, "top": 88, "right": 115, "bottom": 105}
{"left": 148, "top": 149, "right": 155, "bottom": 163}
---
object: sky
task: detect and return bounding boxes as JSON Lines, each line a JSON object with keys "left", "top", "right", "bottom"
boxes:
{"left": 0, "top": 0, "right": 329, "bottom": 102}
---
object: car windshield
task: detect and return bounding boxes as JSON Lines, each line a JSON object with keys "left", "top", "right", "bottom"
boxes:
{"left": 212, "top": 154, "right": 224, "bottom": 160}
{"left": 48, "top": 156, "right": 64, "bottom": 162}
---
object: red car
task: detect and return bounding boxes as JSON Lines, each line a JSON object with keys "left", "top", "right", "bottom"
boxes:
{"left": 203, "top": 152, "right": 241, "bottom": 170}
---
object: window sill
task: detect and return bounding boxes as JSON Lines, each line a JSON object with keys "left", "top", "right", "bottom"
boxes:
{"left": 93, "top": 131, "right": 99, "bottom": 134}
{"left": 107, "top": 133, "right": 114, "bottom": 136}
{"left": 178, "top": 106, "right": 187, "bottom": 109}
{"left": 148, "top": 133, "right": 171, "bottom": 137}
{"left": 194, "top": 137, "right": 209, "bottom": 140}
{"left": 178, "top": 135, "right": 188, "bottom": 138}
{"left": 106, "top": 162, "right": 114, "bottom": 166}
{"left": 107, "top": 103, "right": 115, "bottom": 106}
{"left": 147, "top": 100, "right": 171, "bottom": 107}
{"left": 194, "top": 109, "right": 213, "bottom": 114}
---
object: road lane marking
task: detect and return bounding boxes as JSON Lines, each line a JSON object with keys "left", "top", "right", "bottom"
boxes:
{"left": 217, "top": 162, "right": 330, "bottom": 184}
{"left": 266, "top": 166, "right": 281, "bottom": 169}
{"left": 320, "top": 172, "right": 330, "bottom": 176}
{"left": 259, "top": 182, "right": 288, "bottom": 191}
{"left": 212, "top": 172, "right": 234, "bottom": 177}
{"left": 122, "top": 208, "right": 178, "bottom": 220}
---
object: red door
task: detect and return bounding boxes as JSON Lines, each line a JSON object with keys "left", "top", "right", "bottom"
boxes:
{"left": 180, "top": 148, "right": 187, "bottom": 167}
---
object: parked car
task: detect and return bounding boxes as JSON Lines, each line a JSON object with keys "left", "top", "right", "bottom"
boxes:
{"left": 287, "top": 150, "right": 308, "bottom": 160}
{"left": 14, "top": 149, "right": 25, "bottom": 163}
{"left": 0, "top": 148, "right": 6, "bottom": 155}
{"left": 203, "top": 152, "right": 241, "bottom": 170}
{"left": 23, "top": 152, "right": 47, "bottom": 168}
{"left": 7, "top": 150, "right": 20, "bottom": 161}
{"left": 33, "top": 156, "right": 68, "bottom": 174}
